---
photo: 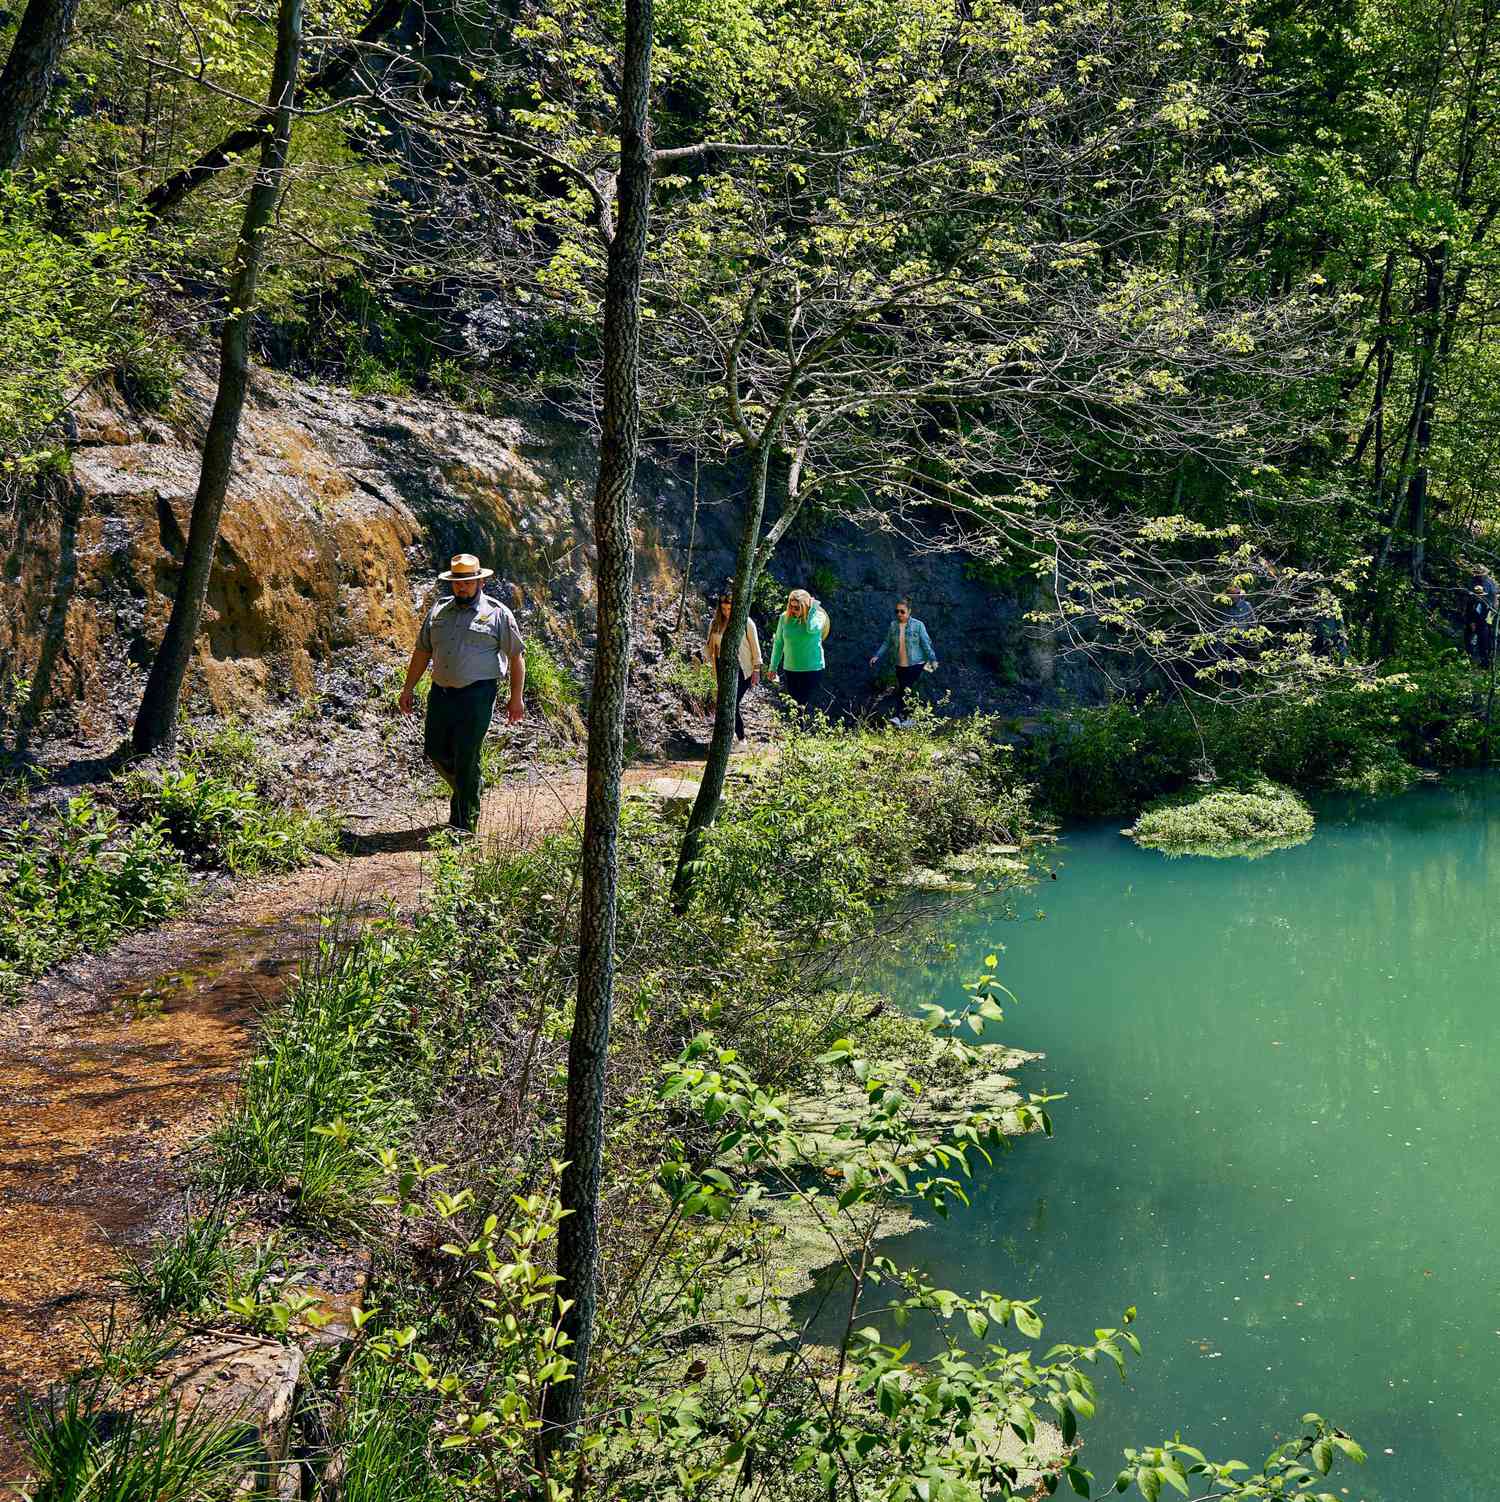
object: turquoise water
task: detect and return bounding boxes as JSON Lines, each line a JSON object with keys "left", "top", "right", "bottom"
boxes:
{"left": 868, "top": 775, "right": 1500, "bottom": 1501}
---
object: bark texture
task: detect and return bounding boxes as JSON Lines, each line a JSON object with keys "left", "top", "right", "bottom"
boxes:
{"left": 131, "top": 0, "right": 304, "bottom": 753}
{"left": 542, "top": 0, "right": 654, "bottom": 1452}
{"left": 0, "top": 0, "right": 83, "bottom": 171}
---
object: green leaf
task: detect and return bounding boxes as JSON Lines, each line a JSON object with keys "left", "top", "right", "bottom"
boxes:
{"left": 1015, "top": 1306, "right": 1043, "bottom": 1339}
{"left": 1066, "top": 1466, "right": 1091, "bottom": 1497}
{"left": 1312, "top": 1438, "right": 1334, "bottom": 1475}
{"left": 1159, "top": 1465, "right": 1189, "bottom": 1496}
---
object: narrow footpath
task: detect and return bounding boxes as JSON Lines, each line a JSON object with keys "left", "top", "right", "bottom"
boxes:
{"left": 0, "top": 760, "right": 703, "bottom": 1487}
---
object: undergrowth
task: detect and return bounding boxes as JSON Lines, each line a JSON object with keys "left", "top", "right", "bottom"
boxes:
{"left": 0, "top": 795, "right": 187, "bottom": 999}
{"left": 523, "top": 640, "right": 584, "bottom": 738}
{"left": 73, "top": 717, "right": 1363, "bottom": 1502}
{"left": 117, "top": 721, "right": 339, "bottom": 873}
{"left": 662, "top": 649, "right": 717, "bottom": 708}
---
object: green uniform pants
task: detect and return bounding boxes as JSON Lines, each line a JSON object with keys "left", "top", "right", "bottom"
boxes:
{"left": 424, "top": 679, "right": 497, "bottom": 832}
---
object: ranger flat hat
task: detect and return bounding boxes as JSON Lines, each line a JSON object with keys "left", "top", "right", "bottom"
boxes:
{"left": 438, "top": 552, "right": 494, "bottom": 581}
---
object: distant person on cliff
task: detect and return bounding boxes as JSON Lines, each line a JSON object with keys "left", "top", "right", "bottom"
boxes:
{"left": 869, "top": 597, "right": 938, "bottom": 725}
{"left": 1465, "top": 585, "right": 1495, "bottom": 668}
{"left": 398, "top": 553, "right": 525, "bottom": 833}
{"left": 1466, "top": 561, "right": 1499, "bottom": 614}
{"left": 767, "top": 588, "right": 830, "bottom": 710}
{"left": 703, "top": 582, "right": 762, "bottom": 743}
{"left": 1222, "top": 580, "right": 1257, "bottom": 633}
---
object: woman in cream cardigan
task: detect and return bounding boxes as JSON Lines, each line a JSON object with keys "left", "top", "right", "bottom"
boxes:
{"left": 704, "top": 581, "right": 763, "bottom": 742}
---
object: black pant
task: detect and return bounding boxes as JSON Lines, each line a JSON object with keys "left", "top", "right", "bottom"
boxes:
{"left": 894, "top": 664, "right": 924, "bottom": 716}
{"left": 734, "top": 670, "right": 752, "bottom": 739}
{"left": 781, "top": 668, "right": 823, "bottom": 710}
{"left": 424, "top": 679, "right": 497, "bottom": 831}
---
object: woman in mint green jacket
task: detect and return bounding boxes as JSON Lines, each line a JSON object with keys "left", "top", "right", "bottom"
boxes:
{"left": 768, "top": 589, "right": 830, "bottom": 709}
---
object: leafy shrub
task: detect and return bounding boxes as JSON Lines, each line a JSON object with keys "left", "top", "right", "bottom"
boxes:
{"left": 662, "top": 649, "right": 716, "bottom": 708}
{"left": 524, "top": 640, "right": 584, "bottom": 737}
{"left": 0, "top": 797, "right": 187, "bottom": 997}
{"left": 132, "top": 767, "right": 338, "bottom": 874}
{"left": 348, "top": 350, "right": 412, "bottom": 398}
{"left": 118, "top": 724, "right": 338, "bottom": 874}
{"left": 116, "top": 340, "right": 182, "bottom": 414}
{"left": 749, "top": 566, "right": 788, "bottom": 627}
{"left": 691, "top": 712, "right": 1030, "bottom": 940}
{"left": 0, "top": 180, "right": 150, "bottom": 468}
{"left": 1024, "top": 664, "right": 1491, "bottom": 817}
{"left": 1125, "top": 779, "right": 1315, "bottom": 856}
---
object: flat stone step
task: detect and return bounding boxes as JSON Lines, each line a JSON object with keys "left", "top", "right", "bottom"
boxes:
{"left": 157, "top": 1334, "right": 302, "bottom": 1494}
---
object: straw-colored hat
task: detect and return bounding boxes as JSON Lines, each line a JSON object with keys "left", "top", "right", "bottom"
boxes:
{"left": 438, "top": 553, "right": 494, "bottom": 581}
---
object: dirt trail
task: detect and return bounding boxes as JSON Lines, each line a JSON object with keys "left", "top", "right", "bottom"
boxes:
{"left": 0, "top": 760, "right": 702, "bottom": 1487}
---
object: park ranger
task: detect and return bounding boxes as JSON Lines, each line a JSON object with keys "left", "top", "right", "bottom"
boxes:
{"left": 398, "top": 553, "right": 525, "bottom": 833}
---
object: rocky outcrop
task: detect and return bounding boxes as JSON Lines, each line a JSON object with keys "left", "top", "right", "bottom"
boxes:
{"left": 1, "top": 359, "right": 1068, "bottom": 750}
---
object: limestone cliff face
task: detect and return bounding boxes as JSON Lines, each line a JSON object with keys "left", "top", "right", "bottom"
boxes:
{"left": 1, "top": 360, "right": 1062, "bottom": 745}
{"left": 1, "top": 364, "right": 679, "bottom": 733}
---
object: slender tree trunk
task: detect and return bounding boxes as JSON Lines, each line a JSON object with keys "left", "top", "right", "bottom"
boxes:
{"left": 542, "top": 0, "right": 654, "bottom": 1456}
{"left": 671, "top": 441, "right": 773, "bottom": 908}
{"left": 130, "top": 0, "right": 304, "bottom": 753}
{"left": 0, "top": 0, "right": 83, "bottom": 171}
{"left": 672, "top": 438, "right": 808, "bottom": 907}
{"left": 1405, "top": 244, "right": 1447, "bottom": 584}
{"left": 1369, "top": 329, "right": 1435, "bottom": 592}
{"left": 1347, "top": 251, "right": 1396, "bottom": 482}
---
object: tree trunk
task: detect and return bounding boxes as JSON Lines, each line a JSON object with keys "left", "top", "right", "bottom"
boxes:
{"left": 542, "top": 0, "right": 654, "bottom": 1457}
{"left": 130, "top": 0, "right": 304, "bottom": 754}
{"left": 671, "top": 436, "right": 810, "bottom": 907}
{"left": 0, "top": 0, "right": 83, "bottom": 171}
{"left": 1405, "top": 244, "right": 1447, "bottom": 584}
{"left": 670, "top": 440, "right": 773, "bottom": 909}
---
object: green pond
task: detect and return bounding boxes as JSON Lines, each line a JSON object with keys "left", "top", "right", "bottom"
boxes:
{"left": 862, "top": 774, "right": 1500, "bottom": 1501}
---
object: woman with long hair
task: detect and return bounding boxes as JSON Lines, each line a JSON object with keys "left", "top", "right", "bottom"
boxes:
{"left": 703, "top": 582, "right": 762, "bottom": 742}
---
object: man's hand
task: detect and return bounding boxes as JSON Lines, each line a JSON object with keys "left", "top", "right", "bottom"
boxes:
{"left": 506, "top": 696, "right": 524, "bottom": 724}
{"left": 398, "top": 686, "right": 415, "bottom": 716}
{"left": 751, "top": 670, "right": 761, "bottom": 687}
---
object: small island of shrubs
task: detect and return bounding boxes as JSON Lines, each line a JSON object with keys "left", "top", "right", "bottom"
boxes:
{"left": 1125, "top": 778, "right": 1316, "bottom": 858}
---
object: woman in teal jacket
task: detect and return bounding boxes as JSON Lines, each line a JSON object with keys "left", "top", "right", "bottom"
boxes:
{"left": 768, "top": 589, "right": 830, "bottom": 709}
{"left": 869, "top": 598, "right": 937, "bottom": 723}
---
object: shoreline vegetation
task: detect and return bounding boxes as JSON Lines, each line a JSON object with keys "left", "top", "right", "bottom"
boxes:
{"left": 18, "top": 714, "right": 1363, "bottom": 1500}
{"left": 1018, "top": 661, "right": 1494, "bottom": 821}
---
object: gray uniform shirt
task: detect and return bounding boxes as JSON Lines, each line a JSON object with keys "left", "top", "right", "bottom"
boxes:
{"left": 418, "top": 593, "right": 525, "bottom": 688}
